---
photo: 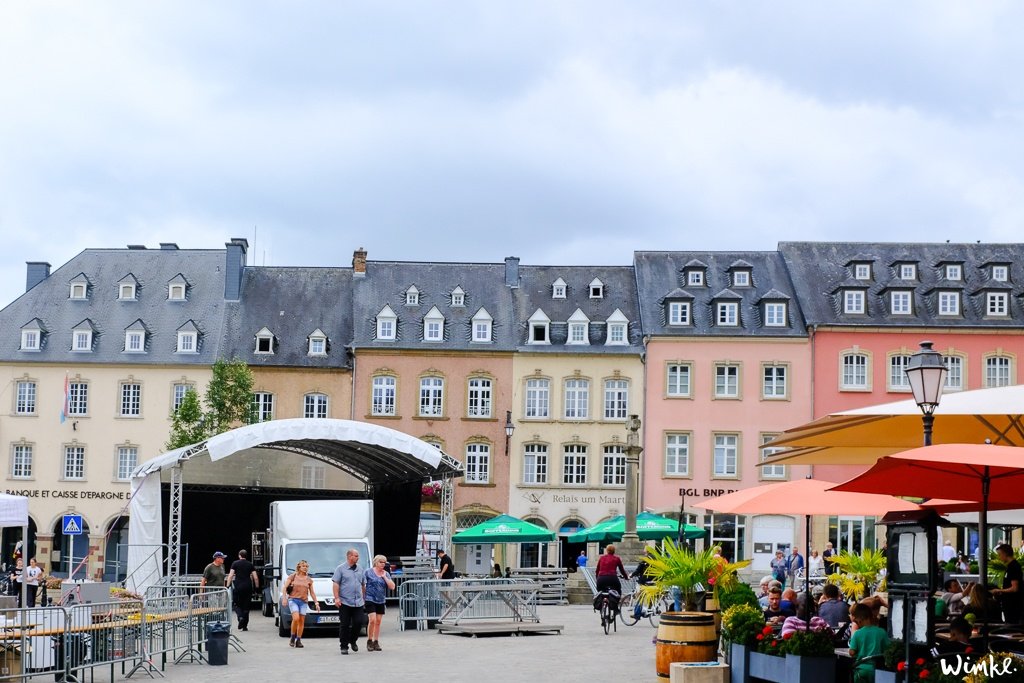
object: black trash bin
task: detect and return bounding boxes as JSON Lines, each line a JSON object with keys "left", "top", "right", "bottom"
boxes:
{"left": 205, "top": 621, "right": 230, "bottom": 666}
{"left": 53, "top": 633, "right": 87, "bottom": 682}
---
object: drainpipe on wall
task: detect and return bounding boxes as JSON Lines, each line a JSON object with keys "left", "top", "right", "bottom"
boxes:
{"left": 638, "top": 336, "right": 649, "bottom": 513}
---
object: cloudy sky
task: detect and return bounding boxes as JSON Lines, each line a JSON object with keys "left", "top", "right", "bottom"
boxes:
{"left": 2, "top": 2, "right": 1023, "bottom": 307}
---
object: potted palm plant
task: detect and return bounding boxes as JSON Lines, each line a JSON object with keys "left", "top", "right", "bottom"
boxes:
{"left": 636, "top": 541, "right": 751, "bottom": 677}
{"left": 827, "top": 549, "right": 886, "bottom": 601}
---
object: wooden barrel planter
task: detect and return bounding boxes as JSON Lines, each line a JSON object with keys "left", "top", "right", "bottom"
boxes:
{"left": 655, "top": 611, "right": 717, "bottom": 679}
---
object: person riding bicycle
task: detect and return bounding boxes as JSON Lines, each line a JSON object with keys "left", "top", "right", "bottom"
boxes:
{"left": 595, "top": 544, "right": 630, "bottom": 613}
{"left": 630, "top": 551, "right": 655, "bottom": 618}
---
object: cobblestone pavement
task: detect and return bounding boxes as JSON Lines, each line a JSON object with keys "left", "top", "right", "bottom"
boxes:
{"left": 133, "top": 605, "right": 664, "bottom": 682}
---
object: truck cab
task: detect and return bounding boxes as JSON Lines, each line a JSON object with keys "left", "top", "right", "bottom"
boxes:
{"left": 265, "top": 500, "right": 373, "bottom": 637}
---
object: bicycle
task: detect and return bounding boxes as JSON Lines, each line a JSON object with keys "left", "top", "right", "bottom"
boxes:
{"left": 618, "top": 587, "right": 671, "bottom": 627}
{"left": 595, "top": 589, "right": 619, "bottom": 635}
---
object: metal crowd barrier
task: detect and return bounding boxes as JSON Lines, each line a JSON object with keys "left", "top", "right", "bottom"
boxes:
{"left": 0, "top": 586, "right": 232, "bottom": 682}
{"left": 396, "top": 578, "right": 530, "bottom": 631}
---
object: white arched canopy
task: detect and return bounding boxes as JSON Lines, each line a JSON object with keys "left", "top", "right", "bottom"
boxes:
{"left": 127, "top": 419, "right": 462, "bottom": 592}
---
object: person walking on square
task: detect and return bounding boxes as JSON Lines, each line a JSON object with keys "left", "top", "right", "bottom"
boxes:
{"left": 363, "top": 555, "right": 395, "bottom": 651}
{"left": 227, "top": 549, "right": 259, "bottom": 631}
{"left": 24, "top": 558, "right": 43, "bottom": 608}
{"left": 201, "top": 552, "right": 227, "bottom": 589}
{"left": 436, "top": 548, "right": 455, "bottom": 579}
{"left": 822, "top": 542, "right": 837, "bottom": 575}
{"left": 332, "top": 548, "right": 366, "bottom": 655}
{"left": 283, "top": 560, "right": 320, "bottom": 648}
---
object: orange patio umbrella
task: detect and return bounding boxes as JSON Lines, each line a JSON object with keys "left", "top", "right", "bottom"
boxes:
{"left": 692, "top": 478, "right": 937, "bottom": 618}
{"left": 831, "top": 442, "right": 1024, "bottom": 626}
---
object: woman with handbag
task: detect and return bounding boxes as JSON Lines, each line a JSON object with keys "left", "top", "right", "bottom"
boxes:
{"left": 282, "top": 560, "right": 320, "bottom": 648}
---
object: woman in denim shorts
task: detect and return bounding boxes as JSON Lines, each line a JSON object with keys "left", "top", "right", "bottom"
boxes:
{"left": 282, "top": 560, "right": 320, "bottom": 648}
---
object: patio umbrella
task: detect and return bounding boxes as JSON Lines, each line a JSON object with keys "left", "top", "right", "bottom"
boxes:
{"left": 830, "top": 442, "right": 1024, "bottom": 628}
{"left": 451, "top": 514, "right": 556, "bottom": 544}
{"left": 692, "top": 478, "right": 934, "bottom": 619}
{"left": 761, "top": 384, "right": 1024, "bottom": 467}
{"left": 569, "top": 512, "right": 705, "bottom": 544}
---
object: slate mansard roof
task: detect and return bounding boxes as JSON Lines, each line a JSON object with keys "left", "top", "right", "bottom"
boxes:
{"left": 351, "top": 260, "right": 517, "bottom": 351}
{"left": 0, "top": 247, "right": 228, "bottom": 363}
{"left": 220, "top": 267, "right": 354, "bottom": 368}
{"left": 513, "top": 265, "right": 644, "bottom": 353}
{"left": 779, "top": 241, "right": 1024, "bottom": 327}
{"left": 633, "top": 251, "right": 807, "bottom": 337}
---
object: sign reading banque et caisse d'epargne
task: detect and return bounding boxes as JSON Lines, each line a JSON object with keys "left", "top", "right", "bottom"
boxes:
{"left": 5, "top": 488, "right": 130, "bottom": 500}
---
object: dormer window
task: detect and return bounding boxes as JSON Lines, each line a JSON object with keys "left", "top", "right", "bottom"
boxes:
{"left": 992, "top": 265, "right": 1009, "bottom": 282}
{"left": 605, "top": 309, "right": 629, "bottom": 346}
{"left": 376, "top": 305, "right": 397, "bottom": 341}
{"left": 255, "top": 327, "right": 275, "bottom": 354}
{"left": 854, "top": 263, "right": 871, "bottom": 280}
{"left": 552, "top": 278, "right": 566, "bottom": 299}
{"left": 20, "top": 320, "right": 44, "bottom": 351}
{"left": 167, "top": 274, "right": 189, "bottom": 301}
{"left": 668, "top": 301, "right": 691, "bottom": 326}
{"left": 567, "top": 309, "right": 590, "bottom": 345}
{"left": 764, "top": 302, "right": 787, "bottom": 327}
{"left": 987, "top": 292, "right": 1009, "bottom": 317}
{"left": 471, "top": 308, "right": 493, "bottom": 343}
{"left": 118, "top": 274, "right": 138, "bottom": 300}
{"left": 20, "top": 330, "right": 39, "bottom": 351}
{"left": 451, "top": 287, "right": 465, "bottom": 307}
{"left": 405, "top": 286, "right": 420, "bottom": 305}
{"left": 716, "top": 302, "right": 738, "bottom": 326}
{"left": 687, "top": 270, "right": 704, "bottom": 287}
{"left": 844, "top": 290, "right": 866, "bottom": 314}
{"left": 589, "top": 279, "right": 604, "bottom": 299}
{"left": 945, "top": 264, "right": 962, "bottom": 281}
{"left": 69, "top": 275, "right": 88, "bottom": 300}
{"left": 733, "top": 271, "right": 750, "bottom": 287}
{"left": 890, "top": 290, "right": 912, "bottom": 315}
{"left": 423, "top": 306, "right": 444, "bottom": 342}
{"left": 528, "top": 309, "right": 551, "bottom": 344}
{"left": 938, "top": 291, "right": 960, "bottom": 316}
{"left": 177, "top": 331, "right": 197, "bottom": 353}
{"left": 73, "top": 329, "right": 93, "bottom": 351}
{"left": 898, "top": 264, "right": 917, "bottom": 280}
{"left": 307, "top": 328, "right": 327, "bottom": 356}
{"left": 124, "top": 321, "right": 147, "bottom": 353}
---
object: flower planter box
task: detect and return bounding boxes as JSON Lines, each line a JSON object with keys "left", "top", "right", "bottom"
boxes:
{"left": 748, "top": 652, "right": 787, "bottom": 682}
{"left": 729, "top": 644, "right": 751, "bottom": 683}
{"left": 875, "top": 670, "right": 898, "bottom": 683}
{"left": 743, "top": 650, "right": 835, "bottom": 683}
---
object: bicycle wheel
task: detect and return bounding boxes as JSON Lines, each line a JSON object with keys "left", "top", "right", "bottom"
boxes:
{"left": 648, "top": 594, "right": 670, "bottom": 627}
{"left": 618, "top": 593, "right": 640, "bottom": 626}
{"left": 601, "top": 601, "right": 611, "bottom": 634}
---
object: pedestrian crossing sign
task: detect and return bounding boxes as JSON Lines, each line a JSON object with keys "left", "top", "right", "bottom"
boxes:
{"left": 62, "top": 514, "right": 83, "bottom": 535}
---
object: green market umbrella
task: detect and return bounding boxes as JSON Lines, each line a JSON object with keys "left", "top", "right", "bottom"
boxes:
{"left": 452, "top": 514, "right": 556, "bottom": 544}
{"left": 569, "top": 513, "right": 705, "bottom": 544}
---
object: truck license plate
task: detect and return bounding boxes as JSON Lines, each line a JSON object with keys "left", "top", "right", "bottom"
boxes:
{"left": 318, "top": 615, "right": 339, "bottom": 623}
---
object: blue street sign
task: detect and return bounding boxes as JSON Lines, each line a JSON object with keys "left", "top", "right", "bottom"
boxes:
{"left": 62, "top": 514, "right": 83, "bottom": 536}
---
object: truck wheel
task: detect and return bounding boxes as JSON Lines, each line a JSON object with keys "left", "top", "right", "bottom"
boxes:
{"left": 262, "top": 600, "right": 274, "bottom": 617}
{"left": 279, "top": 618, "right": 290, "bottom": 638}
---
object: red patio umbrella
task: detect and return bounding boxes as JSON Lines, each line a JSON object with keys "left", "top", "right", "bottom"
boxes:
{"left": 692, "top": 478, "right": 937, "bottom": 618}
{"left": 831, "top": 443, "right": 1024, "bottom": 640}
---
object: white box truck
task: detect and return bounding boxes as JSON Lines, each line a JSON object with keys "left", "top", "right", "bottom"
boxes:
{"left": 266, "top": 499, "right": 373, "bottom": 637}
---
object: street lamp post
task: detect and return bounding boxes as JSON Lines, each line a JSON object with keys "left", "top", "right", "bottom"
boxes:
{"left": 902, "top": 340, "right": 947, "bottom": 677}
{"left": 504, "top": 411, "right": 515, "bottom": 456}
{"left": 904, "top": 340, "right": 947, "bottom": 447}
{"left": 677, "top": 487, "right": 687, "bottom": 548}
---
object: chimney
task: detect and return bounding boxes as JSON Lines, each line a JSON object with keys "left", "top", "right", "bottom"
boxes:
{"left": 504, "top": 256, "right": 520, "bottom": 288}
{"left": 159, "top": 242, "right": 179, "bottom": 250}
{"left": 224, "top": 238, "right": 249, "bottom": 300}
{"left": 25, "top": 262, "right": 51, "bottom": 292}
{"left": 352, "top": 248, "right": 367, "bottom": 277}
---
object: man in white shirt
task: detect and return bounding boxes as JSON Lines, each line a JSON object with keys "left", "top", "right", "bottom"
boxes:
{"left": 941, "top": 540, "right": 957, "bottom": 563}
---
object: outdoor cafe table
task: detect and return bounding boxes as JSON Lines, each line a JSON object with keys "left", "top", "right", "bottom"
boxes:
{"left": 437, "top": 582, "right": 541, "bottom": 625}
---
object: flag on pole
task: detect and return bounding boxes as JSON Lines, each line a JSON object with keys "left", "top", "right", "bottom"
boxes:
{"left": 60, "top": 372, "right": 70, "bottom": 424}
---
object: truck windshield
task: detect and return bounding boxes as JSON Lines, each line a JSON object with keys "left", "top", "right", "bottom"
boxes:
{"left": 285, "top": 542, "right": 370, "bottom": 577}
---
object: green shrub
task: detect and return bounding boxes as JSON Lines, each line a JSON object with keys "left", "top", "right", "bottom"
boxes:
{"left": 718, "top": 581, "right": 760, "bottom": 613}
{"left": 721, "top": 604, "right": 765, "bottom": 648}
